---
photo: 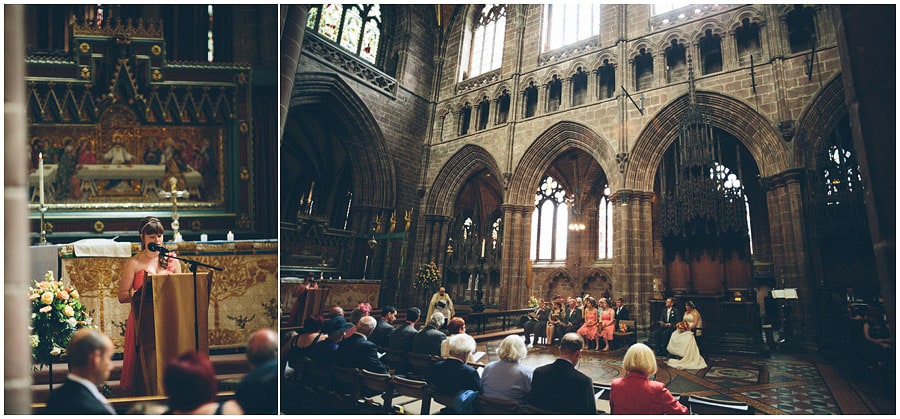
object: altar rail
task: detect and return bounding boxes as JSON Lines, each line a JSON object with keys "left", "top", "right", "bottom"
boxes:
{"left": 463, "top": 308, "right": 533, "bottom": 336}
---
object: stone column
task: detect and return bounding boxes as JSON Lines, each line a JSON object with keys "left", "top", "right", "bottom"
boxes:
{"left": 499, "top": 204, "right": 532, "bottom": 310}
{"left": 5, "top": 4, "right": 33, "bottom": 413}
{"left": 722, "top": 32, "right": 738, "bottom": 71}
{"left": 561, "top": 76, "right": 571, "bottom": 109}
{"left": 279, "top": 5, "right": 309, "bottom": 142}
{"left": 612, "top": 190, "right": 656, "bottom": 332}
{"left": 765, "top": 170, "right": 813, "bottom": 344}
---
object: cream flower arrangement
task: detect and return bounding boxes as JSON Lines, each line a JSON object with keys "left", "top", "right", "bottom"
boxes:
{"left": 414, "top": 261, "right": 442, "bottom": 290}
{"left": 29, "top": 271, "right": 95, "bottom": 369}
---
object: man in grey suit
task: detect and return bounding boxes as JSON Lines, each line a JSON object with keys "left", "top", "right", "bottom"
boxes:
{"left": 412, "top": 312, "right": 446, "bottom": 356}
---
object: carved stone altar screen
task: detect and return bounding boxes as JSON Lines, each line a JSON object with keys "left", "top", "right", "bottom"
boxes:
{"left": 25, "top": 17, "right": 256, "bottom": 232}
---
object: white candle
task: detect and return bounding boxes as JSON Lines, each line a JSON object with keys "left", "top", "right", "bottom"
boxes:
{"left": 39, "top": 153, "right": 45, "bottom": 207}
{"left": 481, "top": 238, "right": 485, "bottom": 257}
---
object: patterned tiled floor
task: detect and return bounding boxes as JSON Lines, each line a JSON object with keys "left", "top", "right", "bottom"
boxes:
{"left": 478, "top": 341, "right": 893, "bottom": 415}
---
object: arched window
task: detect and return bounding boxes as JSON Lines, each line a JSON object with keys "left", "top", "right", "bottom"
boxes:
{"left": 597, "top": 186, "right": 613, "bottom": 259}
{"left": 822, "top": 146, "right": 862, "bottom": 203}
{"left": 652, "top": 2, "right": 692, "bottom": 15}
{"left": 460, "top": 4, "right": 506, "bottom": 81}
{"left": 711, "top": 163, "right": 753, "bottom": 254}
{"left": 491, "top": 217, "right": 502, "bottom": 250}
{"left": 306, "top": 4, "right": 382, "bottom": 64}
{"left": 542, "top": 4, "right": 601, "bottom": 51}
{"left": 531, "top": 176, "right": 568, "bottom": 261}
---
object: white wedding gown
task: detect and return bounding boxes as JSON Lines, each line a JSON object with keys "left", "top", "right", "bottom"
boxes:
{"left": 666, "top": 312, "right": 707, "bottom": 370}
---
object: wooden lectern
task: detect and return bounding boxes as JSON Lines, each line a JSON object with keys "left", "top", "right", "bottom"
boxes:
{"left": 132, "top": 272, "right": 212, "bottom": 395}
{"left": 299, "top": 288, "right": 330, "bottom": 327}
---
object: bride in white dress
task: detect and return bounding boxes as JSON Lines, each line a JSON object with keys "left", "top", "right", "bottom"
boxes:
{"left": 666, "top": 301, "right": 707, "bottom": 370}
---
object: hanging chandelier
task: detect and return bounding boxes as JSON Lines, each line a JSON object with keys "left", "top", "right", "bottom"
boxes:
{"left": 660, "top": 55, "right": 748, "bottom": 242}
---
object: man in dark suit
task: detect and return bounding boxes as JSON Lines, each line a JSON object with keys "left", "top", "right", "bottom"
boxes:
{"left": 527, "top": 333, "right": 596, "bottom": 414}
{"left": 427, "top": 333, "right": 481, "bottom": 413}
{"left": 335, "top": 316, "right": 388, "bottom": 374}
{"left": 651, "top": 297, "right": 680, "bottom": 356}
{"left": 233, "top": 328, "right": 278, "bottom": 414}
{"left": 388, "top": 306, "right": 421, "bottom": 352}
{"left": 369, "top": 305, "right": 397, "bottom": 348}
{"left": 523, "top": 299, "right": 549, "bottom": 345}
{"left": 46, "top": 329, "right": 116, "bottom": 415}
{"left": 332, "top": 316, "right": 386, "bottom": 398}
{"left": 614, "top": 297, "right": 630, "bottom": 326}
{"left": 554, "top": 297, "right": 584, "bottom": 343}
{"left": 412, "top": 312, "right": 447, "bottom": 356}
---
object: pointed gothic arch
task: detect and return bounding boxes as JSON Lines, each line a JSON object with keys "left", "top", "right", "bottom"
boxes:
{"left": 626, "top": 91, "right": 788, "bottom": 191}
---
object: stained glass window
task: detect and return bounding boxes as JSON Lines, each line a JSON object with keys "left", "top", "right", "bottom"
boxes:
{"left": 491, "top": 217, "right": 502, "bottom": 249}
{"left": 460, "top": 4, "right": 506, "bottom": 81}
{"left": 531, "top": 176, "right": 568, "bottom": 261}
{"left": 542, "top": 4, "right": 601, "bottom": 51}
{"left": 207, "top": 5, "right": 214, "bottom": 62}
{"left": 597, "top": 186, "right": 614, "bottom": 259}
{"left": 711, "top": 162, "right": 753, "bottom": 254}
{"left": 307, "top": 4, "right": 382, "bottom": 64}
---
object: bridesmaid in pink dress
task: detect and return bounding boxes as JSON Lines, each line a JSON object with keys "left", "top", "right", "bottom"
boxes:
{"left": 577, "top": 297, "right": 600, "bottom": 349}
{"left": 117, "top": 216, "right": 181, "bottom": 395}
{"left": 598, "top": 298, "right": 616, "bottom": 351}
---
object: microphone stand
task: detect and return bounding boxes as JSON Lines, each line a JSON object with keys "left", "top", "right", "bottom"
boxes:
{"left": 160, "top": 251, "right": 223, "bottom": 353}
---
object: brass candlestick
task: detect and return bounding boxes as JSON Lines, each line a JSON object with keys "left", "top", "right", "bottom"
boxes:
{"left": 158, "top": 177, "right": 189, "bottom": 242}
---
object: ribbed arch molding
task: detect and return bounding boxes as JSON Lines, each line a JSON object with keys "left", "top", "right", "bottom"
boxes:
{"left": 425, "top": 144, "right": 503, "bottom": 217}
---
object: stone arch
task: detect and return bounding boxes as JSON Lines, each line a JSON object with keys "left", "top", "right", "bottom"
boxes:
{"left": 658, "top": 29, "right": 691, "bottom": 52}
{"left": 491, "top": 83, "right": 512, "bottom": 99}
{"left": 582, "top": 269, "right": 614, "bottom": 300}
{"left": 507, "top": 121, "right": 619, "bottom": 206}
{"left": 289, "top": 72, "right": 395, "bottom": 209}
{"left": 694, "top": 20, "right": 727, "bottom": 40}
{"left": 728, "top": 6, "right": 767, "bottom": 32}
{"left": 425, "top": 144, "right": 503, "bottom": 217}
{"left": 540, "top": 69, "right": 565, "bottom": 86}
{"left": 541, "top": 270, "right": 575, "bottom": 301}
{"left": 626, "top": 91, "right": 788, "bottom": 191}
{"left": 628, "top": 40, "right": 655, "bottom": 59}
{"left": 565, "top": 59, "right": 592, "bottom": 78}
{"left": 793, "top": 74, "right": 846, "bottom": 168}
{"left": 591, "top": 52, "right": 618, "bottom": 70}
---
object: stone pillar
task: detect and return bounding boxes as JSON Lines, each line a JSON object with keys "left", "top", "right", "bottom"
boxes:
{"left": 5, "top": 4, "right": 33, "bottom": 414}
{"left": 764, "top": 170, "right": 813, "bottom": 344}
{"left": 423, "top": 215, "right": 453, "bottom": 269}
{"left": 722, "top": 32, "right": 738, "bottom": 71}
{"left": 499, "top": 204, "right": 532, "bottom": 310}
{"left": 612, "top": 190, "right": 656, "bottom": 332}
{"left": 561, "top": 76, "right": 571, "bottom": 109}
{"left": 280, "top": 5, "right": 309, "bottom": 142}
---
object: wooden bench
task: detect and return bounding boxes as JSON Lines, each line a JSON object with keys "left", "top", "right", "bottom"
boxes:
{"left": 464, "top": 308, "right": 533, "bottom": 335}
{"left": 31, "top": 391, "right": 236, "bottom": 414}
{"left": 613, "top": 319, "right": 637, "bottom": 348}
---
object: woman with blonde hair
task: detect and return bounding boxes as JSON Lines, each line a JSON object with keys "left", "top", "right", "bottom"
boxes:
{"left": 610, "top": 343, "right": 688, "bottom": 414}
{"left": 481, "top": 335, "right": 534, "bottom": 402}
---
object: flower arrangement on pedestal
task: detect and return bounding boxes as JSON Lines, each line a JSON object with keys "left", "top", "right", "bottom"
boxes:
{"left": 29, "top": 271, "right": 95, "bottom": 369}
{"left": 414, "top": 261, "right": 442, "bottom": 291}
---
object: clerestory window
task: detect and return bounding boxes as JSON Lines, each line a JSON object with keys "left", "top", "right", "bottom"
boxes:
{"left": 307, "top": 4, "right": 382, "bottom": 64}
{"left": 541, "top": 4, "right": 601, "bottom": 51}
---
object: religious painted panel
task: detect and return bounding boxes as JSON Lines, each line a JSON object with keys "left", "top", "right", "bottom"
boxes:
{"left": 25, "top": 17, "right": 254, "bottom": 233}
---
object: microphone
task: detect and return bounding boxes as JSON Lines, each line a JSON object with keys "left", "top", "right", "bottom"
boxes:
{"left": 148, "top": 242, "right": 169, "bottom": 253}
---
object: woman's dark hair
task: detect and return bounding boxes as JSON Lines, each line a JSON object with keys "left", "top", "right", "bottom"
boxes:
{"left": 301, "top": 315, "right": 325, "bottom": 333}
{"left": 163, "top": 351, "right": 218, "bottom": 412}
{"left": 139, "top": 216, "right": 165, "bottom": 236}
{"left": 685, "top": 301, "right": 696, "bottom": 309}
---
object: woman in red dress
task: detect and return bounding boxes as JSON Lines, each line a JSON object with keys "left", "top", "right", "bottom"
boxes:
{"left": 117, "top": 216, "right": 181, "bottom": 394}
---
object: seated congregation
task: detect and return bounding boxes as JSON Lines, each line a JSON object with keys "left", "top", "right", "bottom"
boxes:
{"left": 281, "top": 298, "right": 748, "bottom": 415}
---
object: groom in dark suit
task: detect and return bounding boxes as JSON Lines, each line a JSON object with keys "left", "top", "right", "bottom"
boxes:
{"left": 553, "top": 297, "right": 583, "bottom": 344}
{"left": 45, "top": 329, "right": 116, "bottom": 415}
{"left": 651, "top": 297, "right": 681, "bottom": 356}
{"left": 528, "top": 333, "right": 596, "bottom": 414}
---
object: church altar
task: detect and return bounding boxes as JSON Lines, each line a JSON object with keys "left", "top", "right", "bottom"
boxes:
{"left": 281, "top": 279, "right": 381, "bottom": 318}
{"left": 55, "top": 239, "right": 277, "bottom": 354}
